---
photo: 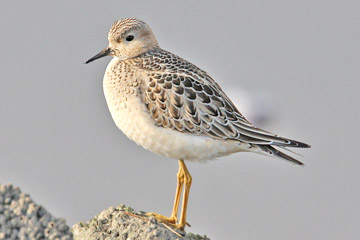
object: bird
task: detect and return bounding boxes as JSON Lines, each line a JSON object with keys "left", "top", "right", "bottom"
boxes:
{"left": 85, "top": 18, "right": 310, "bottom": 230}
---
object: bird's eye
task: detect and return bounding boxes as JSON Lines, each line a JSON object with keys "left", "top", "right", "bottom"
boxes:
{"left": 126, "top": 35, "right": 134, "bottom": 41}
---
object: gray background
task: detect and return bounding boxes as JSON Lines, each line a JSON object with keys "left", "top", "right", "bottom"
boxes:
{"left": 1, "top": 1, "right": 359, "bottom": 239}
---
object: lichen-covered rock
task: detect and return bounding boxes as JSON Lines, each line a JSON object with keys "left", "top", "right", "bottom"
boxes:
{"left": 72, "top": 204, "right": 210, "bottom": 240}
{"left": 0, "top": 184, "right": 73, "bottom": 240}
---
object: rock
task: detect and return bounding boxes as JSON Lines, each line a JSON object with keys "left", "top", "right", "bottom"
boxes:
{"left": 0, "top": 184, "right": 210, "bottom": 239}
{"left": 0, "top": 184, "right": 72, "bottom": 239}
{"left": 72, "top": 204, "right": 210, "bottom": 240}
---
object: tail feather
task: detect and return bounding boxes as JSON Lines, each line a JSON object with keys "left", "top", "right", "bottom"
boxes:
{"left": 259, "top": 145, "right": 305, "bottom": 165}
{"left": 275, "top": 138, "right": 311, "bottom": 148}
{"left": 277, "top": 145, "right": 304, "bottom": 157}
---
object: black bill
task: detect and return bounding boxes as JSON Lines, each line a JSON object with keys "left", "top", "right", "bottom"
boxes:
{"left": 85, "top": 47, "right": 113, "bottom": 64}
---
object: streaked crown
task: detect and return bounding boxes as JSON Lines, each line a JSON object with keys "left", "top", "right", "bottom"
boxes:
{"left": 108, "top": 18, "right": 159, "bottom": 59}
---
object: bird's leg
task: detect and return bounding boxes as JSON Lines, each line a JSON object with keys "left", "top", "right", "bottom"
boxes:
{"left": 146, "top": 160, "right": 185, "bottom": 225}
{"left": 177, "top": 160, "right": 192, "bottom": 230}
{"left": 169, "top": 161, "right": 185, "bottom": 223}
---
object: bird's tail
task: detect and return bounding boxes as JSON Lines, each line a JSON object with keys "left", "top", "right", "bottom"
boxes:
{"left": 259, "top": 141, "right": 310, "bottom": 165}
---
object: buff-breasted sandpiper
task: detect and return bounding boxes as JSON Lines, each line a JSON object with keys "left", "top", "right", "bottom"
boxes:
{"left": 86, "top": 18, "right": 310, "bottom": 230}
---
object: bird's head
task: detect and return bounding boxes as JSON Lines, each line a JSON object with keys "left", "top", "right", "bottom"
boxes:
{"left": 86, "top": 18, "right": 159, "bottom": 64}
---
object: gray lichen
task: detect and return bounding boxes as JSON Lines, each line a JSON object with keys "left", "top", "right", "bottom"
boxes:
{"left": 0, "top": 184, "right": 72, "bottom": 240}
{"left": 72, "top": 204, "right": 210, "bottom": 240}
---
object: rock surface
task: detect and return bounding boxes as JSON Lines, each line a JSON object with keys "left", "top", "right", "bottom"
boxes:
{"left": 0, "top": 184, "right": 209, "bottom": 240}
{"left": 0, "top": 183, "right": 72, "bottom": 240}
{"left": 72, "top": 205, "right": 210, "bottom": 240}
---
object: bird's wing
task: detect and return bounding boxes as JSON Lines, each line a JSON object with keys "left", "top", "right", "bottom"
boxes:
{"left": 142, "top": 71, "right": 307, "bottom": 148}
{"left": 138, "top": 50, "right": 309, "bottom": 149}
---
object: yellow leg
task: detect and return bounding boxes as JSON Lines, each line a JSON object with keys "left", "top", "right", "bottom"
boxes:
{"left": 147, "top": 162, "right": 184, "bottom": 224}
{"left": 177, "top": 160, "right": 192, "bottom": 229}
{"left": 146, "top": 160, "right": 192, "bottom": 230}
{"left": 169, "top": 162, "right": 185, "bottom": 222}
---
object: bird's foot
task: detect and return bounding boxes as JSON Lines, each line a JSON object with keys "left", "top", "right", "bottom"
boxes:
{"left": 146, "top": 212, "right": 177, "bottom": 224}
{"left": 146, "top": 212, "right": 190, "bottom": 230}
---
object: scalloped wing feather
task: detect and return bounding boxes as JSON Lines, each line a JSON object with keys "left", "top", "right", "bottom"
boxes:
{"left": 138, "top": 49, "right": 310, "bottom": 151}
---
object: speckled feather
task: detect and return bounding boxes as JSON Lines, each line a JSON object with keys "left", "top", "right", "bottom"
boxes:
{"left": 99, "top": 18, "right": 310, "bottom": 164}
{"left": 135, "top": 49, "right": 307, "bottom": 147}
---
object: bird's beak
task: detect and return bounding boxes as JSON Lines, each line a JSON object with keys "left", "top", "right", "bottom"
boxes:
{"left": 85, "top": 47, "right": 114, "bottom": 64}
